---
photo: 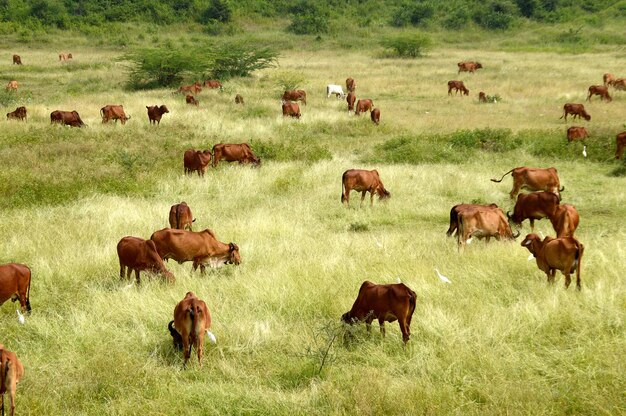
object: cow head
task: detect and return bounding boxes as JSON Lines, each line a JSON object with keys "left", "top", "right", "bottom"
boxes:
{"left": 226, "top": 242, "right": 241, "bottom": 265}
{"left": 583, "top": 113, "right": 591, "bottom": 121}
{"left": 377, "top": 188, "right": 391, "bottom": 200}
{"left": 521, "top": 233, "right": 541, "bottom": 254}
{"left": 476, "top": 62, "right": 483, "bottom": 69}
{"left": 341, "top": 311, "right": 354, "bottom": 324}
{"left": 159, "top": 105, "right": 169, "bottom": 114}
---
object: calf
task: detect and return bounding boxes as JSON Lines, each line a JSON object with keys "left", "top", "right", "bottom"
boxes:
{"left": 560, "top": 103, "right": 590, "bottom": 121}
{"left": 521, "top": 233, "right": 584, "bottom": 290}
{"left": 326, "top": 84, "right": 345, "bottom": 98}
{"left": 204, "top": 80, "right": 222, "bottom": 89}
{"left": 566, "top": 126, "right": 588, "bottom": 142}
{"left": 491, "top": 166, "right": 563, "bottom": 200}
{"left": 370, "top": 108, "right": 380, "bottom": 125}
{"left": 458, "top": 61, "right": 482, "bottom": 74}
{"left": 0, "top": 345, "right": 24, "bottom": 416}
{"left": 169, "top": 292, "right": 212, "bottom": 367}
{"left": 447, "top": 80, "right": 469, "bottom": 96}
{"left": 100, "top": 105, "right": 130, "bottom": 124}
{"left": 5, "top": 80, "right": 17, "bottom": 91}
{"left": 346, "top": 77, "right": 356, "bottom": 92}
{"left": 212, "top": 143, "right": 260, "bottom": 167}
{"left": 183, "top": 149, "right": 212, "bottom": 176}
{"left": 507, "top": 192, "right": 560, "bottom": 232}
{"left": 146, "top": 105, "right": 169, "bottom": 125}
{"left": 550, "top": 204, "right": 579, "bottom": 238}
{"left": 282, "top": 89, "right": 306, "bottom": 105}
{"left": 587, "top": 85, "right": 611, "bottom": 102}
{"left": 185, "top": 94, "right": 199, "bottom": 106}
{"left": 282, "top": 100, "right": 301, "bottom": 119}
{"left": 6, "top": 107, "right": 26, "bottom": 121}
{"left": 235, "top": 94, "right": 244, "bottom": 105}
{"left": 117, "top": 237, "right": 174, "bottom": 284}
{"left": 478, "top": 91, "right": 487, "bottom": 103}
{"left": 346, "top": 92, "right": 356, "bottom": 112}
{"left": 50, "top": 110, "right": 85, "bottom": 127}
{"left": 603, "top": 73, "right": 615, "bottom": 86}
{"left": 355, "top": 99, "right": 373, "bottom": 115}
{"left": 446, "top": 203, "right": 498, "bottom": 237}
{"left": 616, "top": 132, "right": 626, "bottom": 159}
{"left": 12, "top": 54, "right": 21, "bottom": 65}
{"left": 342, "top": 281, "right": 416, "bottom": 344}
{"left": 169, "top": 202, "right": 195, "bottom": 231}
{"left": 0, "top": 263, "right": 31, "bottom": 313}
{"left": 341, "top": 169, "right": 390, "bottom": 206}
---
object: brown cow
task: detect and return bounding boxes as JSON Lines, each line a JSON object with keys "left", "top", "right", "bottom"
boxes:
{"left": 212, "top": 143, "right": 260, "bottom": 167}
{"left": 447, "top": 80, "right": 469, "bottom": 96}
{"left": 12, "top": 55, "right": 21, "bottom": 65}
{"left": 204, "top": 80, "right": 222, "bottom": 89}
{"left": 615, "top": 132, "right": 626, "bottom": 159}
{"left": 566, "top": 126, "right": 588, "bottom": 142}
{"left": 458, "top": 61, "right": 482, "bottom": 74}
{"left": 59, "top": 53, "right": 73, "bottom": 61}
{"left": 355, "top": 99, "right": 373, "bottom": 115}
{"left": 491, "top": 166, "right": 563, "bottom": 200}
{"left": 150, "top": 228, "right": 241, "bottom": 273}
{"left": 146, "top": 105, "right": 169, "bottom": 125}
{"left": 507, "top": 192, "right": 560, "bottom": 232}
{"left": 6, "top": 107, "right": 26, "bottom": 121}
{"left": 587, "top": 85, "right": 612, "bottom": 102}
{"left": 603, "top": 73, "right": 615, "bottom": 86}
{"left": 346, "top": 92, "right": 356, "bottom": 112}
{"left": 235, "top": 94, "right": 244, "bottom": 105}
{"left": 457, "top": 208, "right": 519, "bottom": 249}
{"left": 612, "top": 78, "right": 626, "bottom": 91}
{"left": 169, "top": 202, "right": 195, "bottom": 231}
{"left": 478, "top": 91, "right": 487, "bottom": 103}
{"left": 0, "top": 345, "right": 24, "bottom": 416}
{"left": 185, "top": 95, "right": 199, "bottom": 106}
{"left": 100, "top": 105, "right": 130, "bottom": 124}
{"left": 346, "top": 77, "right": 356, "bottom": 92}
{"left": 178, "top": 82, "right": 201, "bottom": 94}
{"left": 282, "top": 89, "right": 307, "bottom": 105}
{"left": 117, "top": 237, "right": 174, "bottom": 284}
{"left": 560, "top": 103, "right": 590, "bottom": 121}
{"left": 183, "top": 149, "right": 212, "bottom": 176}
{"left": 5, "top": 80, "right": 17, "bottom": 91}
{"left": 341, "top": 169, "right": 390, "bottom": 206}
{"left": 342, "top": 281, "right": 416, "bottom": 344}
{"left": 282, "top": 100, "right": 301, "bottom": 119}
{"left": 550, "top": 204, "right": 579, "bottom": 238}
{"left": 0, "top": 263, "right": 31, "bottom": 313}
{"left": 446, "top": 203, "right": 499, "bottom": 237}
{"left": 521, "top": 233, "right": 584, "bottom": 290}
{"left": 370, "top": 108, "right": 380, "bottom": 125}
{"left": 50, "top": 110, "right": 85, "bottom": 127}
{"left": 169, "top": 292, "right": 212, "bottom": 367}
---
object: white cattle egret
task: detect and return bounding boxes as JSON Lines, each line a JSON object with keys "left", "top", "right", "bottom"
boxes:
{"left": 206, "top": 330, "right": 217, "bottom": 344}
{"left": 435, "top": 268, "right": 452, "bottom": 284}
{"left": 582, "top": 145, "right": 587, "bottom": 158}
{"left": 16, "top": 309, "right": 25, "bottom": 325}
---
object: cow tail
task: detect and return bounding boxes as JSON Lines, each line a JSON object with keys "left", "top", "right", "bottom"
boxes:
{"left": 176, "top": 204, "right": 181, "bottom": 229}
{"left": 341, "top": 172, "right": 346, "bottom": 203}
{"left": 576, "top": 241, "right": 584, "bottom": 289}
{"left": 189, "top": 307, "right": 197, "bottom": 349}
{"left": 457, "top": 214, "right": 465, "bottom": 247}
{"left": 490, "top": 168, "right": 515, "bottom": 183}
{"left": 26, "top": 266, "right": 31, "bottom": 312}
{"left": 447, "top": 207, "right": 458, "bottom": 237}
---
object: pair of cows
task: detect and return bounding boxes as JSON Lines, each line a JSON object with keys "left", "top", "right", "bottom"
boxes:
{"left": 183, "top": 143, "right": 261, "bottom": 176}
{"left": 602, "top": 72, "right": 626, "bottom": 90}
{"left": 326, "top": 77, "right": 357, "bottom": 98}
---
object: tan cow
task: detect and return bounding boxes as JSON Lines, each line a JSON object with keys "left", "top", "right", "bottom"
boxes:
{"left": 491, "top": 166, "right": 563, "bottom": 200}
{"left": 0, "top": 263, "right": 31, "bottom": 313}
{"left": 587, "top": 85, "right": 612, "bottom": 102}
{"left": 185, "top": 94, "right": 199, "bottom": 106}
{"left": 0, "top": 345, "right": 24, "bottom": 416}
{"left": 355, "top": 99, "right": 373, "bottom": 115}
{"left": 447, "top": 80, "right": 468, "bottom": 96}
{"left": 169, "top": 292, "right": 212, "bottom": 367}
{"left": 12, "top": 55, "right": 21, "bottom": 65}
{"left": 603, "top": 73, "right": 615, "bottom": 86}
{"left": 446, "top": 203, "right": 499, "bottom": 237}
{"left": 183, "top": 149, "right": 212, "bottom": 176}
{"left": 616, "top": 132, "right": 626, "bottom": 159}
{"left": 521, "top": 233, "right": 584, "bottom": 290}
{"left": 341, "top": 169, "right": 390, "bottom": 206}
{"left": 117, "top": 237, "right": 174, "bottom": 284}
{"left": 5, "top": 80, "right": 17, "bottom": 91}
{"left": 100, "top": 105, "right": 130, "bottom": 124}
{"left": 204, "top": 80, "right": 222, "bottom": 89}
{"left": 169, "top": 202, "right": 195, "bottom": 231}
{"left": 550, "top": 204, "right": 580, "bottom": 238}
{"left": 458, "top": 61, "right": 482, "bottom": 73}
{"left": 282, "top": 89, "right": 307, "bottom": 105}
{"left": 212, "top": 143, "right": 260, "bottom": 167}
{"left": 457, "top": 208, "right": 519, "bottom": 249}
{"left": 346, "top": 92, "right": 356, "bottom": 112}
{"left": 560, "top": 103, "right": 591, "bottom": 121}
{"left": 6, "top": 107, "right": 26, "bottom": 121}
{"left": 281, "top": 100, "right": 301, "bottom": 119}
{"left": 346, "top": 77, "right": 356, "bottom": 92}
{"left": 59, "top": 53, "right": 73, "bottom": 61}
{"left": 178, "top": 82, "right": 201, "bottom": 94}
{"left": 566, "top": 126, "right": 588, "bottom": 142}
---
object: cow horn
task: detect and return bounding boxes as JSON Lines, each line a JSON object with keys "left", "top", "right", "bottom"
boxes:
{"left": 228, "top": 243, "right": 235, "bottom": 251}
{"left": 559, "top": 186, "right": 565, "bottom": 192}
{"left": 506, "top": 211, "right": 512, "bottom": 219}
{"left": 512, "top": 230, "right": 520, "bottom": 238}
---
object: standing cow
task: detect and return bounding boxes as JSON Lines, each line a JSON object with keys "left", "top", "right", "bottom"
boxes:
{"left": 587, "top": 85, "right": 612, "bottom": 102}
{"left": 184, "top": 149, "right": 212, "bottom": 176}
{"left": 281, "top": 101, "right": 301, "bottom": 119}
{"left": 0, "top": 263, "right": 31, "bottom": 313}
{"left": 12, "top": 55, "right": 21, "bottom": 65}
{"left": 6, "top": 107, "right": 27, "bottom": 121}
{"left": 341, "top": 169, "right": 390, "bottom": 206}
{"left": 491, "top": 166, "right": 563, "bottom": 200}
{"left": 169, "top": 202, "right": 195, "bottom": 231}
{"left": 235, "top": 94, "right": 244, "bottom": 105}
{"left": 117, "top": 237, "right": 174, "bottom": 284}
{"left": 447, "top": 80, "right": 469, "bottom": 96}
{"left": 566, "top": 126, "right": 588, "bottom": 142}
{"left": 346, "top": 77, "right": 356, "bottom": 92}
{"left": 5, "top": 81, "right": 18, "bottom": 91}
{"left": 370, "top": 108, "right": 380, "bottom": 125}
{"left": 50, "top": 110, "right": 85, "bottom": 127}
{"left": 560, "top": 103, "right": 591, "bottom": 122}
{"left": 0, "top": 345, "right": 24, "bottom": 416}
{"left": 355, "top": 99, "right": 373, "bottom": 115}
{"left": 168, "top": 292, "right": 213, "bottom": 367}
{"left": 212, "top": 143, "right": 260, "bottom": 167}
{"left": 521, "top": 234, "right": 584, "bottom": 290}
{"left": 282, "top": 90, "right": 307, "bottom": 105}
{"left": 146, "top": 105, "right": 169, "bottom": 125}
{"left": 185, "top": 95, "right": 199, "bottom": 106}
{"left": 458, "top": 61, "right": 482, "bottom": 73}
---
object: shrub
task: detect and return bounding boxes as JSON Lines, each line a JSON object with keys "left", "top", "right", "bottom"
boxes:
{"left": 380, "top": 32, "right": 432, "bottom": 58}
{"left": 474, "top": 0, "right": 519, "bottom": 30}
{"left": 287, "top": 0, "right": 330, "bottom": 35}
{"left": 199, "top": 0, "right": 232, "bottom": 24}
{"left": 391, "top": 2, "right": 435, "bottom": 27}
{"left": 449, "top": 128, "right": 518, "bottom": 152}
{"left": 273, "top": 71, "right": 307, "bottom": 92}
{"left": 442, "top": 5, "right": 471, "bottom": 29}
{"left": 210, "top": 41, "right": 277, "bottom": 79}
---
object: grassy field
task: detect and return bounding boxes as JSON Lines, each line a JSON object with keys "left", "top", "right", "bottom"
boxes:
{"left": 1, "top": 35, "right": 625, "bottom": 415}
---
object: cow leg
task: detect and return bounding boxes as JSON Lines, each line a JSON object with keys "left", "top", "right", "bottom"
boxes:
{"left": 365, "top": 316, "right": 374, "bottom": 334}
{"left": 120, "top": 264, "right": 125, "bottom": 279}
{"left": 529, "top": 219, "right": 535, "bottom": 232}
{"left": 135, "top": 269, "right": 141, "bottom": 285}
{"left": 547, "top": 269, "right": 556, "bottom": 284}
{"left": 485, "top": 236, "right": 491, "bottom": 243}
{"left": 398, "top": 319, "right": 410, "bottom": 344}
{"left": 360, "top": 191, "right": 366, "bottom": 207}
{"left": 378, "top": 319, "right": 386, "bottom": 338}
{"left": 564, "top": 272, "right": 571, "bottom": 289}
{"left": 183, "top": 335, "right": 191, "bottom": 366}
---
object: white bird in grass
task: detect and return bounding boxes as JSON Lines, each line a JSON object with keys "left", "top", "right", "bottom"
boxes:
{"left": 582, "top": 145, "right": 587, "bottom": 158}
{"left": 206, "top": 330, "right": 217, "bottom": 344}
{"left": 434, "top": 268, "right": 452, "bottom": 284}
{"left": 528, "top": 253, "right": 534, "bottom": 261}
{"left": 16, "top": 309, "right": 25, "bottom": 325}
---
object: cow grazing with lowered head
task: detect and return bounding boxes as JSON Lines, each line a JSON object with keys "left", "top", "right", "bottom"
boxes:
{"left": 446, "top": 203, "right": 499, "bottom": 238}
{"left": 342, "top": 281, "right": 416, "bottom": 344}
{"left": 146, "top": 105, "right": 169, "bottom": 125}
{"left": 550, "top": 204, "right": 579, "bottom": 238}
{"left": 50, "top": 110, "right": 85, "bottom": 127}
{"left": 587, "top": 85, "right": 612, "bottom": 102}
{"left": 0, "top": 263, "right": 31, "bottom": 314}
{"left": 100, "top": 105, "right": 130, "bottom": 124}
{"left": 346, "top": 92, "right": 356, "bottom": 112}
{"left": 12, "top": 55, "right": 21, "bottom": 65}
{"left": 6, "top": 107, "right": 26, "bottom": 121}
{"left": 58, "top": 53, "right": 72, "bottom": 61}
{"left": 204, "top": 80, "right": 222, "bottom": 89}
{"left": 566, "top": 126, "right": 588, "bottom": 142}
{"left": 282, "top": 90, "right": 307, "bottom": 105}
{"left": 282, "top": 100, "right": 301, "bottom": 119}
{"left": 150, "top": 228, "right": 240, "bottom": 273}
{"left": 346, "top": 77, "right": 356, "bottom": 92}
{"left": 169, "top": 291, "right": 212, "bottom": 367}
{"left": 0, "top": 345, "right": 24, "bottom": 416}
{"left": 355, "top": 99, "right": 373, "bottom": 115}
{"left": 447, "top": 80, "right": 469, "bottom": 96}
{"left": 326, "top": 84, "right": 345, "bottom": 98}
{"left": 457, "top": 208, "right": 519, "bottom": 249}
{"left": 616, "top": 132, "right": 626, "bottom": 159}
{"left": 370, "top": 108, "right": 380, "bottom": 125}
{"left": 178, "top": 82, "right": 201, "bottom": 94}
{"left": 5, "top": 80, "right": 17, "bottom": 91}
{"left": 612, "top": 78, "right": 626, "bottom": 91}
{"left": 212, "top": 143, "right": 260, "bottom": 167}
{"left": 341, "top": 169, "right": 390, "bottom": 206}
{"left": 183, "top": 149, "right": 212, "bottom": 176}
{"left": 169, "top": 202, "right": 195, "bottom": 231}
{"left": 521, "top": 233, "right": 584, "bottom": 290}
{"left": 185, "top": 95, "right": 199, "bottom": 106}
{"left": 458, "top": 61, "right": 482, "bottom": 74}
{"left": 117, "top": 237, "right": 174, "bottom": 284}
{"left": 235, "top": 94, "right": 244, "bottom": 105}
{"left": 479, "top": 91, "right": 488, "bottom": 103}
{"left": 507, "top": 192, "right": 560, "bottom": 232}
{"left": 491, "top": 166, "right": 563, "bottom": 200}
{"left": 603, "top": 73, "right": 615, "bottom": 86}
{"left": 560, "top": 103, "right": 590, "bottom": 121}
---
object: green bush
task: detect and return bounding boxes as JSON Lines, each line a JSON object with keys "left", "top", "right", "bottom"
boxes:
{"left": 199, "top": 0, "right": 233, "bottom": 24}
{"left": 380, "top": 32, "right": 432, "bottom": 58}
{"left": 442, "top": 5, "right": 471, "bottom": 29}
{"left": 450, "top": 128, "right": 518, "bottom": 152}
{"left": 250, "top": 139, "right": 332, "bottom": 162}
{"left": 474, "top": 0, "right": 519, "bottom": 30}
{"left": 273, "top": 71, "right": 307, "bottom": 92}
{"left": 391, "top": 2, "right": 435, "bottom": 27}
{"left": 287, "top": 0, "right": 331, "bottom": 35}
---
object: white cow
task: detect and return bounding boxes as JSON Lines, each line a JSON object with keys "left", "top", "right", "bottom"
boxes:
{"left": 326, "top": 84, "right": 345, "bottom": 98}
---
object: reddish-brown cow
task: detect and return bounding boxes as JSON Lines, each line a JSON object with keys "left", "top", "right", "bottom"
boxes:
{"left": 169, "top": 292, "right": 212, "bottom": 367}
{"left": 346, "top": 92, "right": 356, "bottom": 112}
{"left": 6, "top": 106, "right": 26, "bottom": 121}
{"left": 183, "top": 149, "right": 212, "bottom": 176}
{"left": 0, "top": 345, "right": 24, "bottom": 416}
{"left": 587, "top": 85, "right": 612, "bottom": 102}
{"left": 282, "top": 100, "right": 301, "bottom": 119}
{"left": 615, "top": 132, "right": 626, "bottom": 159}
{"left": 447, "top": 80, "right": 469, "bottom": 96}
{"left": 12, "top": 55, "right": 21, "bottom": 65}
{"left": 566, "top": 126, "right": 588, "bottom": 142}
{"left": 50, "top": 110, "right": 85, "bottom": 127}
{"left": 479, "top": 91, "right": 488, "bottom": 103}
{"left": 521, "top": 233, "right": 584, "bottom": 290}
{"left": 507, "top": 192, "right": 560, "bottom": 232}
{"left": 212, "top": 143, "right": 260, "bottom": 167}
{"left": 235, "top": 94, "right": 244, "bottom": 105}
{"left": 550, "top": 204, "right": 580, "bottom": 238}
{"left": 0, "top": 263, "right": 31, "bottom": 313}
{"left": 185, "top": 95, "right": 199, "bottom": 106}
{"left": 491, "top": 166, "right": 563, "bottom": 200}
{"left": 457, "top": 208, "right": 519, "bottom": 249}
{"left": 169, "top": 202, "right": 195, "bottom": 231}
{"left": 204, "top": 80, "right": 222, "bottom": 89}
{"left": 146, "top": 105, "right": 169, "bottom": 125}
{"left": 560, "top": 103, "right": 591, "bottom": 121}
{"left": 117, "top": 237, "right": 174, "bottom": 284}
{"left": 603, "top": 73, "right": 615, "bottom": 86}
{"left": 370, "top": 108, "right": 380, "bottom": 125}
{"left": 355, "top": 99, "right": 373, "bottom": 115}
{"left": 458, "top": 61, "right": 482, "bottom": 74}
{"left": 178, "top": 82, "right": 201, "bottom": 94}
{"left": 346, "top": 77, "right": 356, "bottom": 92}
{"left": 446, "top": 203, "right": 499, "bottom": 238}
{"left": 100, "top": 105, "right": 130, "bottom": 124}
{"left": 612, "top": 78, "right": 626, "bottom": 90}
{"left": 341, "top": 169, "right": 390, "bottom": 206}
{"left": 282, "top": 90, "right": 307, "bottom": 105}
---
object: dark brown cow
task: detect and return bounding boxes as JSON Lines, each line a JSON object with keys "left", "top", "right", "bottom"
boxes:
{"left": 0, "top": 345, "right": 24, "bottom": 416}
{"left": 100, "top": 105, "right": 130, "bottom": 124}
{"left": 185, "top": 95, "right": 199, "bottom": 106}
{"left": 507, "top": 192, "right": 560, "bottom": 232}
{"left": 341, "top": 169, "right": 390, "bottom": 206}
{"left": 355, "top": 99, "right": 373, "bottom": 115}
{"left": 566, "top": 126, "right": 588, "bottom": 142}
{"left": 282, "top": 100, "right": 301, "bottom": 119}
{"left": 146, "top": 105, "right": 169, "bottom": 125}
{"left": 12, "top": 55, "right": 21, "bottom": 65}
{"left": 521, "top": 233, "right": 584, "bottom": 290}
{"left": 117, "top": 237, "right": 174, "bottom": 284}
{"left": 58, "top": 53, "right": 72, "bottom": 61}
{"left": 457, "top": 208, "right": 519, "bottom": 249}
{"left": 346, "top": 92, "right": 356, "bottom": 112}
{"left": 178, "top": 82, "right": 201, "bottom": 94}
{"left": 550, "top": 204, "right": 579, "bottom": 238}
{"left": 446, "top": 203, "right": 499, "bottom": 237}
{"left": 50, "top": 110, "right": 85, "bottom": 127}
{"left": 342, "top": 281, "right": 416, "bottom": 344}
{"left": 169, "top": 202, "right": 195, "bottom": 231}
{"left": 458, "top": 61, "right": 482, "bottom": 74}
{"left": 478, "top": 91, "right": 487, "bottom": 103}
{"left": 491, "top": 166, "right": 563, "bottom": 200}
{"left": 183, "top": 149, "right": 212, "bottom": 176}
{"left": 0, "top": 263, "right": 31, "bottom": 313}
{"left": 603, "top": 73, "right": 615, "bottom": 86}
{"left": 169, "top": 291, "right": 212, "bottom": 367}
{"left": 204, "top": 80, "right": 222, "bottom": 89}
{"left": 5, "top": 80, "right": 17, "bottom": 91}
{"left": 615, "top": 132, "right": 626, "bottom": 159}
{"left": 370, "top": 108, "right": 380, "bottom": 125}
{"left": 587, "top": 85, "right": 612, "bottom": 102}
{"left": 212, "top": 143, "right": 260, "bottom": 167}
{"left": 6, "top": 107, "right": 26, "bottom": 121}
{"left": 346, "top": 77, "right": 356, "bottom": 92}
{"left": 235, "top": 94, "right": 244, "bottom": 105}
{"left": 612, "top": 78, "right": 626, "bottom": 91}
{"left": 560, "top": 103, "right": 590, "bottom": 121}
{"left": 150, "top": 228, "right": 241, "bottom": 273}
{"left": 447, "top": 80, "right": 469, "bottom": 96}
{"left": 282, "top": 89, "right": 307, "bottom": 105}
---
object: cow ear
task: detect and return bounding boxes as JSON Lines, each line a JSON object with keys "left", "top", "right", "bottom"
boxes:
{"left": 229, "top": 243, "right": 235, "bottom": 252}
{"left": 523, "top": 239, "right": 532, "bottom": 246}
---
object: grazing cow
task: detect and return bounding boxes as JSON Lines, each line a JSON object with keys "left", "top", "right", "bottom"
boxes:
{"left": 447, "top": 80, "right": 469, "bottom": 96}
{"left": 346, "top": 92, "right": 356, "bottom": 112}
{"left": 550, "top": 204, "right": 579, "bottom": 238}
{"left": 185, "top": 94, "right": 199, "bottom": 106}
{"left": 479, "top": 91, "right": 487, "bottom": 103}
{"left": 566, "top": 126, "right": 588, "bottom": 142}
{"left": 458, "top": 61, "right": 482, "bottom": 74}
{"left": 615, "top": 132, "right": 626, "bottom": 159}
{"left": 235, "top": 94, "right": 244, "bottom": 105}
{"left": 0, "top": 345, "right": 24, "bottom": 416}
{"left": 117, "top": 237, "right": 174, "bottom": 284}
{"left": 146, "top": 105, "right": 169, "bottom": 125}
{"left": 507, "top": 192, "right": 560, "bottom": 232}
{"left": 6, "top": 106, "right": 26, "bottom": 121}
{"left": 341, "top": 281, "right": 416, "bottom": 344}
{"left": 150, "top": 228, "right": 241, "bottom": 273}
{"left": 446, "top": 203, "right": 499, "bottom": 237}
{"left": 370, "top": 108, "right": 380, "bottom": 125}
{"left": 612, "top": 78, "right": 626, "bottom": 91}
{"left": 341, "top": 169, "right": 390, "bottom": 206}
{"left": 100, "top": 105, "right": 130, "bottom": 124}
{"left": 346, "top": 77, "right": 356, "bottom": 92}
{"left": 282, "top": 89, "right": 307, "bottom": 105}
{"left": 457, "top": 208, "right": 519, "bottom": 249}
{"left": 178, "top": 82, "right": 201, "bottom": 94}
{"left": 491, "top": 166, "right": 563, "bottom": 200}
{"left": 50, "top": 110, "right": 85, "bottom": 127}
{"left": 560, "top": 103, "right": 590, "bottom": 121}
{"left": 212, "top": 143, "right": 260, "bottom": 167}
{"left": 282, "top": 100, "right": 301, "bottom": 119}
{"left": 603, "top": 73, "right": 615, "bottom": 86}
{"left": 183, "top": 149, "right": 212, "bottom": 176}
{"left": 326, "top": 84, "right": 345, "bottom": 98}
{"left": 0, "top": 264, "right": 31, "bottom": 314}
{"left": 169, "top": 202, "right": 195, "bottom": 231}
{"left": 521, "top": 234, "right": 584, "bottom": 290}
{"left": 204, "top": 80, "right": 222, "bottom": 89}
{"left": 587, "top": 85, "right": 612, "bottom": 102}
{"left": 12, "top": 55, "right": 21, "bottom": 65}
{"left": 59, "top": 53, "right": 73, "bottom": 61}
{"left": 5, "top": 80, "right": 17, "bottom": 91}
{"left": 355, "top": 99, "right": 373, "bottom": 115}
{"left": 169, "top": 292, "right": 212, "bottom": 366}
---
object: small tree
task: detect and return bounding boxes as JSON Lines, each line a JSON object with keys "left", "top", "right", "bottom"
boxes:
{"left": 380, "top": 33, "right": 432, "bottom": 58}
{"left": 287, "top": 0, "right": 330, "bottom": 35}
